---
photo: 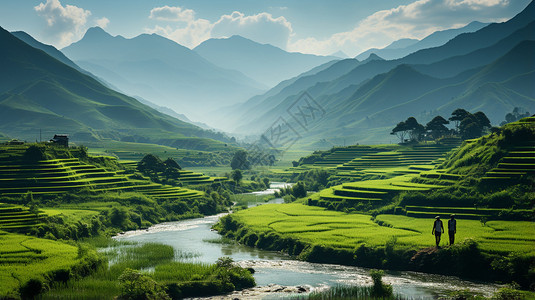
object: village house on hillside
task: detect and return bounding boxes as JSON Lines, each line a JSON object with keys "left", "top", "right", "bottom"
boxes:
{"left": 50, "top": 134, "right": 69, "bottom": 147}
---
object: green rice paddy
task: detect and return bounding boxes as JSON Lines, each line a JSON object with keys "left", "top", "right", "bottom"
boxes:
{"left": 0, "top": 230, "right": 82, "bottom": 298}
{"left": 230, "top": 202, "right": 535, "bottom": 254}
{"left": 0, "top": 153, "right": 206, "bottom": 204}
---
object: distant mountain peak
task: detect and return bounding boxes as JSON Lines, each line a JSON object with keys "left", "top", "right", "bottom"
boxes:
{"left": 84, "top": 26, "right": 111, "bottom": 38}
{"left": 331, "top": 50, "right": 349, "bottom": 58}
{"left": 364, "top": 53, "right": 384, "bottom": 61}
{"left": 77, "top": 27, "right": 117, "bottom": 45}
{"left": 228, "top": 35, "right": 249, "bottom": 41}
{"left": 384, "top": 38, "right": 419, "bottom": 50}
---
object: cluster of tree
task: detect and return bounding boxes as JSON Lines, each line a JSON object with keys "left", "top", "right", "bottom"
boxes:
{"left": 390, "top": 117, "right": 426, "bottom": 143}
{"left": 230, "top": 150, "right": 276, "bottom": 170}
{"left": 449, "top": 109, "right": 491, "bottom": 140}
{"left": 391, "top": 108, "right": 491, "bottom": 143}
{"left": 500, "top": 107, "right": 531, "bottom": 126}
{"left": 274, "top": 181, "right": 307, "bottom": 203}
{"left": 138, "top": 154, "right": 182, "bottom": 179}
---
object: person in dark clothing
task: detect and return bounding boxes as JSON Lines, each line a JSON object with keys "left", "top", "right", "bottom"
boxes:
{"left": 448, "top": 214, "right": 457, "bottom": 245}
{"left": 432, "top": 216, "right": 444, "bottom": 247}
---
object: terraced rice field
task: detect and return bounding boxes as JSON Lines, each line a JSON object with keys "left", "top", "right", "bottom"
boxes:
{"left": 337, "top": 144, "right": 458, "bottom": 172}
{"left": 316, "top": 174, "right": 445, "bottom": 208}
{"left": 481, "top": 142, "right": 535, "bottom": 183}
{"left": 0, "top": 204, "right": 45, "bottom": 232}
{"left": 308, "top": 146, "right": 387, "bottom": 167}
{"left": 402, "top": 205, "right": 532, "bottom": 220}
{"left": 0, "top": 157, "right": 204, "bottom": 200}
{"left": 232, "top": 202, "right": 535, "bottom": 254}
{"left": 292, "top": 142, "right": 460, "bottom": 182}
{"left": 311, "top": 138, "right": 534, "bottom": 219}
{"left": 120, "top": 161, "right": 226, "bottom": 185}
{"left": 0, "top": 230, "right": 81, "bottom": 297}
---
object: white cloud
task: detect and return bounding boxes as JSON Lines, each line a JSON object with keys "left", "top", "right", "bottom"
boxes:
{"left": 34, "top": 0, "right": 111, "bottom": 48}
{"left": 149, "top": 5, "right": 195, "bottom": 22}
{"left": 95, "top": 17, "right": 110, "bottom": 29}
{"left": 34, "top": 0, "right": 91, "bottom": 48}
{"left": 146, "top": 18, "right": 212, "bottom": 49}
{"left": 211, "top": 11, "right": 293, "bottom": 49}
{"left": 445, "top": 0, "right": 509, "bottom": 10}
{"left": 147, "top": 6, "right": 293, "bottom": 49}
{"left": 146, "top": 0, "right": 516, "bottom": 55}
{"left": 288, "top": 0, "right": 512, "bottom": 56}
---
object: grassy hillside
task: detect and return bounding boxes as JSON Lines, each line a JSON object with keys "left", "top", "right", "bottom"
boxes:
{"left": 0, "top": 26, "right": 232, "bottom": 153}
{"left": 308, "top": 118, "right": 534, "bottom": 215}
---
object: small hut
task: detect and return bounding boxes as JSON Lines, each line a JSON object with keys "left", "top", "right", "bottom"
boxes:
{"left": 50, "top": 134, "right": 69, "bottom": 147}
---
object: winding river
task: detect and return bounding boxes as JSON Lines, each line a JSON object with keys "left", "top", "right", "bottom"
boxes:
{"left": 115, "top": 183, "right": 501, "bottom": 299}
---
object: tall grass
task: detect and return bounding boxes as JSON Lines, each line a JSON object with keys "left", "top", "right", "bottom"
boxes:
{"left": 39, "top": 240, "right": 251, "bottom": 299}
{"left": 153, "top": 262, "right": 216, "bottom": 282}
{"left": 291, "top": 285, "right": 405, "bottom": 300}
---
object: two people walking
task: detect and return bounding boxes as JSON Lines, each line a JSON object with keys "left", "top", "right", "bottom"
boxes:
{"left": 432, "top": 215, "right": 456, "bottom": 247}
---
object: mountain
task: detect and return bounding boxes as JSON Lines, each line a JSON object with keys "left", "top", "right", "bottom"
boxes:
{"left": 230, "top": 1, "right": 535, "bottom": 137}
{"left": 0, "top": 26, "right": 230, "bottom": 150}
{"left": 62, "top": 27, "right": 266, "bottom": 124}
{"left": 355, "top": 21, "right": 488, "bottom": 61}
{"left": 413, "top": 21, "right": 535, "bottom": 78}
{"left": 11, "top": 31, "right": 82, "bottom": 72}
{"left": 364, "top": 40, "right": 535, "bottom": 128}
{"left": 384, "top": 38, "right": 419, "bottom": 50}
{"left": 331, "top": 51, "right": 349, "bottom": 59}
{"left": 285, "top": 41, "right": 535, "bottom": 145}
{"left": 194, "top": 35, "right": 338, "bottom": 87}
{"left": 221, "top": 58, "right": 362, "bottom": 132}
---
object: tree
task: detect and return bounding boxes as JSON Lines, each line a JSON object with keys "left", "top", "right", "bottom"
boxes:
{"left": 163, "top": 158, "right": 181, "bottom": 170}
{"left": 391, "top": 117, "right": 424, "bottom": 143}
{"left": 291, "top": 181, "right": 307, "bottom": 198}
{"left": 474, "top": 111, "right": 491, "bottom": 131}
{"left": 425, "top": 116, "right": 449, "bottom": 140}
{"left": 449, "top": 108, "right": 469, "bottom": 133}
{"left": 390, "top": 121, "right": 409, "bottom": 143}
{"left": 459, "top": 111, "right": 491, "bottom": 140}
{"left": 231, "top": 169, "right": 243, "bottom": 184}
{"left": 118, "top": 268, "right": 170, "bottom": 300}
{"left": 502, "top": 107, "right": 531, "bottom": 125}
{"left": 411, "top": 123, "right": 426, "bottom": 141}
{"left": 138, "top": 154, "right": 165, "bottom": 174}
{"left": 230, "top": 150, "right": 250, "bottom": 170}
{"left": 24, "top": 145, "right": 46, "bottom": 162}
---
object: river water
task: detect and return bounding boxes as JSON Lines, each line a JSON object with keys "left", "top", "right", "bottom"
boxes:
{"left": 114, "top": 183, "right": 500, "bottom": 299}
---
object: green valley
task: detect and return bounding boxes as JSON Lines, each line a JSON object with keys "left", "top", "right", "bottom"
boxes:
{"left": 1, "top": 1, "right": 534, "bottom": 299}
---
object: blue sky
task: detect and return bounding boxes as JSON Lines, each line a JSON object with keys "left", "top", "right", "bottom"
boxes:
{"left": 0, "top": 0, "right": 530, "bottom": 56}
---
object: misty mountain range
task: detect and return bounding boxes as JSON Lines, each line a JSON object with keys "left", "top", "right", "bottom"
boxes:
{"left": 226, "top": 1, "right": 535, "bottom": 145}
{"left": 1, "top": 0, "right": 533, "bottom": 149}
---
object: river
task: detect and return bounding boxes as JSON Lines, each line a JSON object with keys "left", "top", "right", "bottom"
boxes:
{"left": 114, "top": 183, "right": 501, "bottom": 299}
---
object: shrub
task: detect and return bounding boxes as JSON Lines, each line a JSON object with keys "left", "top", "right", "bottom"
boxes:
{"left": 118, "top": 268, "right": 170, "bottom": 300}
{"left": 23, "top": 145, "right": 47, "bottom": 162}
{"left": 370, "top": 270, "right": 393, "bottom": 297}
{"left": 492, "top": 288, "right": 522, "bottom": 300}
{"left": 19, "top": 278, "right": 43, "bottom": 299}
